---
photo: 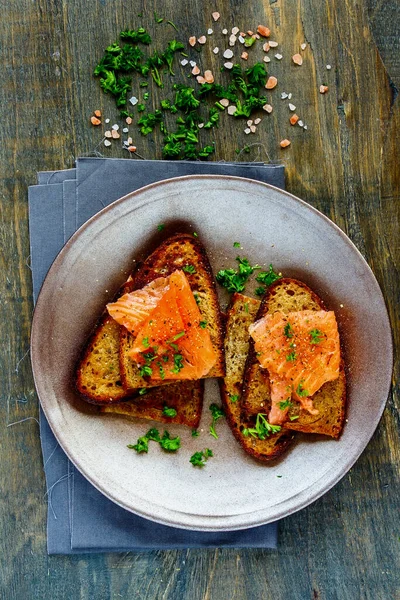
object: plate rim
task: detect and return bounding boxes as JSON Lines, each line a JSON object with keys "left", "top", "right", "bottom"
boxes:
{"left": 30, "top": 174, "right": 393, "bottom": 531}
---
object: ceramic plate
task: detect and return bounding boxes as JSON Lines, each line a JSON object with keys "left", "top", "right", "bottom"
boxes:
{"left": 31, "top": 175, "right": 392, "bottom": 531}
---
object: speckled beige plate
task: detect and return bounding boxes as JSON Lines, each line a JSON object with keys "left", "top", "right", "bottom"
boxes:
{"left": 31, "top": 175, "right": 392, "bottom": 531}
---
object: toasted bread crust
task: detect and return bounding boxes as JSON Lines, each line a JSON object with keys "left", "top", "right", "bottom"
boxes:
{"left": 100, "top": 379, "right": 204, "bottom": 428}
{"left": 220, "top": 293, "right": 295, "bottom": 461}
{"left": 241, "top": 278, "right": 346, "bottom": 438}
{"left": 120, "top": 234, "right": 225, "bottom": 390}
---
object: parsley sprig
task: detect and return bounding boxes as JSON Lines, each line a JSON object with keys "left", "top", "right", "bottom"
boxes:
{"left": 128, "top": 427, "right": 181, "bottom": 453}
{"left": 209, "top": 404, "right": 225, "bottom": 439}
{"left": 216, "top": 256, "right": 260, "bottom": 293}
{"left": 190, "top": 448, "right": 213, "bottom": 467}
{"left": 242, "top": 413, "right": 281, "bottom": 440}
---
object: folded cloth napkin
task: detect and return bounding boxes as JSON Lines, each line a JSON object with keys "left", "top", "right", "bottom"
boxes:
{"left": 29, "top": 158, "right": 285, "bottom": 554}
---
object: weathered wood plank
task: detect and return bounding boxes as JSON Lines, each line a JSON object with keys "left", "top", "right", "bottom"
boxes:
{"left": 0, "top": 0, "right": 398, "bottom": 599}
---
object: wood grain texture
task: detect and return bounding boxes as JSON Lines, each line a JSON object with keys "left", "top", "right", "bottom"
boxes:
{"left": 0, "top": 0, "right": 398, "bottom": 599}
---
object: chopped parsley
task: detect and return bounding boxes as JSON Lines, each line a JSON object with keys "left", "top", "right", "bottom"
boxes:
{"left": 289, "top": 415, "right": 300, "bottom": 421}
{"left": 159, "top": 431, "right": 181, "bottom": 452}
{"left": 199, "top": 321, "right": 207, "bottom": 329}
{"left": 171, "top": 353, "right": 184, "bottom": 374}
{"left": 255, "top": 286, "right": 266, "bottom": 297}
{"left": 139, "top": 365, "right": 153, "bottom": 377}
{"left": 209, "top": 404, "right": 224, "bottom": 439}
{"left": 154, "top": 11, "right": 164, "bottom": 23}
{"left": 157, "top": 223, "right": 165, "bottom": 232}
{"left": 157, "top": 362, "right": 166, "bottom": 379}
{"left": 216, "top": 256, "right": 260, "bottom": 293}
{"left": 296, "top": 382, "right": 309, "bottom": 397}
{"left": 278, "top": 399, "right": 293, "bottom": 410}
{"left": 162, "top": 406, "right": 177, "bottom": 418}
{"left": 128, "top": 436, "right": 149, "bottom": 453}
{"left": 146, "top": 428, "right": 161, "bottom": 442}
{"left": 242, "top": 413, "right": 281, "bottom": 440}
{"left": 190, "top": 448, "right": 213, "bottom": 467}
{"left": 172, "top": 331, "right": 185, "bottom": 341}
{"left": 244, "top": 302, "right": 249, "bottom": 313}
{"left": 284, "top": 323, "right": 293, "bottom": 339}
{"left": 286, "top": 351, "right": 297, "bottom": 362}
{"left": 310, "top": 329, "right": 324, "bottom": 344}
{"left": 230, "top": 394, "right": 239, "bottom": 403}
{"left": 142, "top": 337, "right": 150, "bottom": 348}
{"left": 138, "top": 387, "right": 147, "bottom": 395}
{"left": 254, "top": 264, "right": 281, "bottom": 295}
{"left": 193, "top": 292, "right": 200, "bottom": 305}
{"left": 191, "top": 428, "right": 200, "bottom": 437}
{"left": 233, "top": 242, "right": 241, "bottom": 248}
{"left": 193, "top": 232, "right": 198, "bottom": 237}
{"left": 182, "top": 264, "right": 196, "bottom": 274}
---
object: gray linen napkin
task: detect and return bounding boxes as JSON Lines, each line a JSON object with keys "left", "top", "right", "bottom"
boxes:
{"left": 29, "top": 158, "right": 284, "bottom": 554}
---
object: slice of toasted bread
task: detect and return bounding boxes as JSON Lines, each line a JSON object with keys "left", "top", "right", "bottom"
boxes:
{"left": 219, "top": 293, "right": 295, "bottom": 461}
{"left": 120, "top": 234, "right": 225, "bottom": 390}
{"left": 99, "top": 380, "right": 204, "bottom": 428}
{"left": 242, "top": 279, "right": 346, "bottom": 438}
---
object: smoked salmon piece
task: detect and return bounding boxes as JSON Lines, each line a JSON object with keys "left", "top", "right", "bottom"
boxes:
{"left": 107, "top": 270, "right": 217, "bottom": 381}
{"left": 249, "top": 310, "right": 340, "bottom": 424}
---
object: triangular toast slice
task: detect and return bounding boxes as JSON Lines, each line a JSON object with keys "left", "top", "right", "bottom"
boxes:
{"left": 99, "top": 379, "right": 204, "bottom": 428}
{"left": 219, "top": 293, "right": 295, "bottom": 461}
{"left": 120, "top": 234, "right": 225, "bottom": 391}
{"left": 241, "top": 279, "right": 346, "bottom": 438}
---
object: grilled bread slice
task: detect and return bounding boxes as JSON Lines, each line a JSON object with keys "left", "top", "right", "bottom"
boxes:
{"left": 219, "top": 293, "right": 295, "bottom": 461}
{"left": 242, "top": 279, "right": 346, "bottom": 438}
{"left": 120, "top": 234, "right": 225, "bottom": 391}
{"left": 100, "top": 379, "right": 204, "bottom": 428}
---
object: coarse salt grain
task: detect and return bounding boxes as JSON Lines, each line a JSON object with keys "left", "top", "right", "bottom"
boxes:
{"left": 254, "top": 117, "right": 261, "bottom": 124}
{"left": 122, "top": 127, "right": 129, "bottom": 133}
{"left": 247, "top": 119, "right": 253, "bottom": 126}
{"left": 112, "top": 124, "right": 119, "bottom": 130}
{"left": 104, "top": 130, "right": 112, "bottom": 138}
{"left": 129, "top": 96, "right": 138, "bottom": 106}
{"left": 227, "top": 105, "right": 237, "bottom": 115}
{"left": 229, "top": 34, "right": 237, "bottom": 46}
{"left": 105, "top": 118, "right": 110, "bottom": 124}
{"left": 281, "top": 92, "right": 288, "bottom": 99}
{"left": 128, "top": 145, "right": 136, "bottom": 152}
{"left": 244, "top": 128, "right": 251, "bottom": 134}
{"left": 220, "top": 98, "right": 229, "bottom": 107}
{"left": 189, "top": 60, "right": 197, "bottom": 67}
{"left": 263, "top": 56, "right": 270, "bottom": 63}
{"left": 213, "top": 47, "right": 219, "bottom": 54}
{"left": 207, "top": 28, "right": 213, "bottom": 35}
{"left": 289, "top": 103, "right": 296, "bottom": 111}
{"left": 128, "top": 137, "right": 133, "bottom": 144}
{"left": 232, "top": 26, "right": 239, "bottom": 35}
{"left": 204, "top": 70, "right": 214, "bottom": 83}
{"left": 263, "top": 103, "right": 273, "bottom": 113}
{"left": 126, "top": 117, "right": 132, "bottom": 124}
{"left": 181, "top": 59, "right": 188, "bottom": 66}
{"left": 91, "top": 116, "right": 101, "bottom": 125}
{"left": 265, "top": 76, "right": 278, "bottom": 89}
{"left": 301, "top": 43, "right": 307, "bottom": 50}
{"left": 290, "top": 114, "right": 299, "bottom": 125}
{"left": 241, "top": 51, "right": 249, "bottom": 60}
{"left": 280, "top": 139, "right": 291, "bottom": 148}
{"left": 250, "top": 125, "right": 256, "bottom": 133}
{"left": 269, "top": 40, "right": 278, "bottom": 47}
{"left": 303, "top": 124, "right": 308, "bottom": 130}
{"left": 224, "top": 61, "right": 233, "bottom": 69}
{"left": 223, "top": 49, "right": 234, "bottom": 59}
{"left": 298, "top": 120, "right": 304, "bottom": 127}
{"left": 275, "top": 53, "right": 283, "bottom": 60}
{"left": 189, "top": 36, "right": 196, "bottom": 46}
{"left": 238, "top": 35, "right": 245, "bottom": 43}
{"left": 198, "top": 123, "right": 204, "bottom": 128}
{"left": 192, "top": 65, "right": 200, "bottom": 75}
{"left": 319, "top": 85, "right": 329, "bottom": 94}
{"left": 196, "top": 75, "right": 206, "bottom": 84}
{"left": 222, "top": 28, "right": 228, "bottom": 35}
{"left": 111, "top": 130, "right": 120, "bottom": 139}
{"left": 288, "top": 93, "right": 292, "bottom": 99}
{"left": 263, "top": 42, "right": 270, "bottom": 52}
{"left": 292, "top": 53, "right": 303, "bottom": 65}
{"left": 326, "top": 64, "right": 332, "bottom": 70}
{"left": 198, "top": 35, "right": 207, "bottom": 44}
{"left": 104, "top": 139, "right": 112, "bottom": 147}
{"left": 212, "top": 12, "right": 220, "bottom": 21}
{"left": 257, "top": 25, "right": 270, "bottom": 37}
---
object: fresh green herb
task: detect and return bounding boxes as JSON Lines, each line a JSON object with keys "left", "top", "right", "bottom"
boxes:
{"left": 140, "top": 81, "right": 148, "bottom": 87}
{"left": 245, "top": 62, "right": 268, "bottom": 87}
{"left": 157, "top": 223, "right": 165, "bottom": 231}
{"left": 169, "top": 342, "right": 179, "bottom": 351}
{"left": 256, "top": 264, "right": 281, "bottom": 287}
{"left": 310, "top": 329, "right": 324, "bottom": 344}
{"left": 128, "top": 436, "right": 149, "bottom": 453}
{"left": 191, "top": 428, "right": 200, "bottom": 437}
{"left": 138, "top": 109, "right": 163, "bottom": 134}
{"left": 209, "top": 404, "right": 224, "bottom": 439}
{"left": 230, "top": 394, "right": 239, "bottom": 403}
{"left": 162, "top": 40, "right": 185, "bottom": 75}
{"left": 193, "top": 232, "right": 198, "bottom": 237}
{"left": 286, "top": 351, "right": 297, "bottom": 362}
{"left": 216, "top": 256, "right": 260, "bottom": 293}
{"left": 244, "top": 302, "right": 249, "bottom": 313}
{"left": 138, "top": 387, "right": 147, "bottom": 395}
{"left": 296, "top": 382, "right": 309, "bottom": 397}
{"left": 139, "top": 365, "right": 153, "bottom": 377}
{"left": 137, "top": 103, "right": 146, "bottom": 112}
{"left": 172, "top": 331, "right": 185, "bottom": 341}
{"left": 154, "top": 11, "right": 164, "bottom": 23}
{"left": 233, "top": 242, "right": 241, "bottom": 248}
{"left": 171, "top": 353, "right": 184, "bottom": 374}
{"left": 278, "top": 399, "right": 293, "bottom": 410}
{"left": 162, "top": 406, "right": 178, "bottom": 418}
{"left": 255, "top": 286, "right": 266, "bottom": 297}
{"left": 190, "top": 448, "right": 213, "bottom": 467}
{"left": 199, "top": 321, "right": 207, "bottom": 329}
{"left": 142, "top": 337, "right": 150, "bottom": 348}
{"left": 143, "top": 91, "right": 149, "bottom": 100}
{"left": 120, "top": 27, "right": 152, "bottom": 44}
{"left": 277, "top": 475, "right": 283, "bottom": 478}
{"left": 146, "top": 428, "right": 161, "bottom": 442}
{"left": 183, "top": 264, "right": 196, "bottom": 274}
{"left": 167, "top": 20, "right": 178, "bottom": 32}
{"left": 159, "top": 431, "right": 181, "bottom": 452}
{"left": 158, "top": 362, "right": 166, "bottom": 380}
{"left": 289, "top": 415, "right": 300, "bottom": 421}
{"left": 242, "top": 413, "right": 281, "bottom": 440}
{"left": 193, "top": 292, "right": 200, "bottom": 305}
{"left": 244, "top": 36, "right": 256, "bottom": 48}
{"left": 284, "top": 323, "right": 293, "bottom": 339}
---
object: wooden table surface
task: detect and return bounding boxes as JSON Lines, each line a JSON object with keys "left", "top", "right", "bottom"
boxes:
{"left": 1, "top": 1, "right": 399, "bottom": 598}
